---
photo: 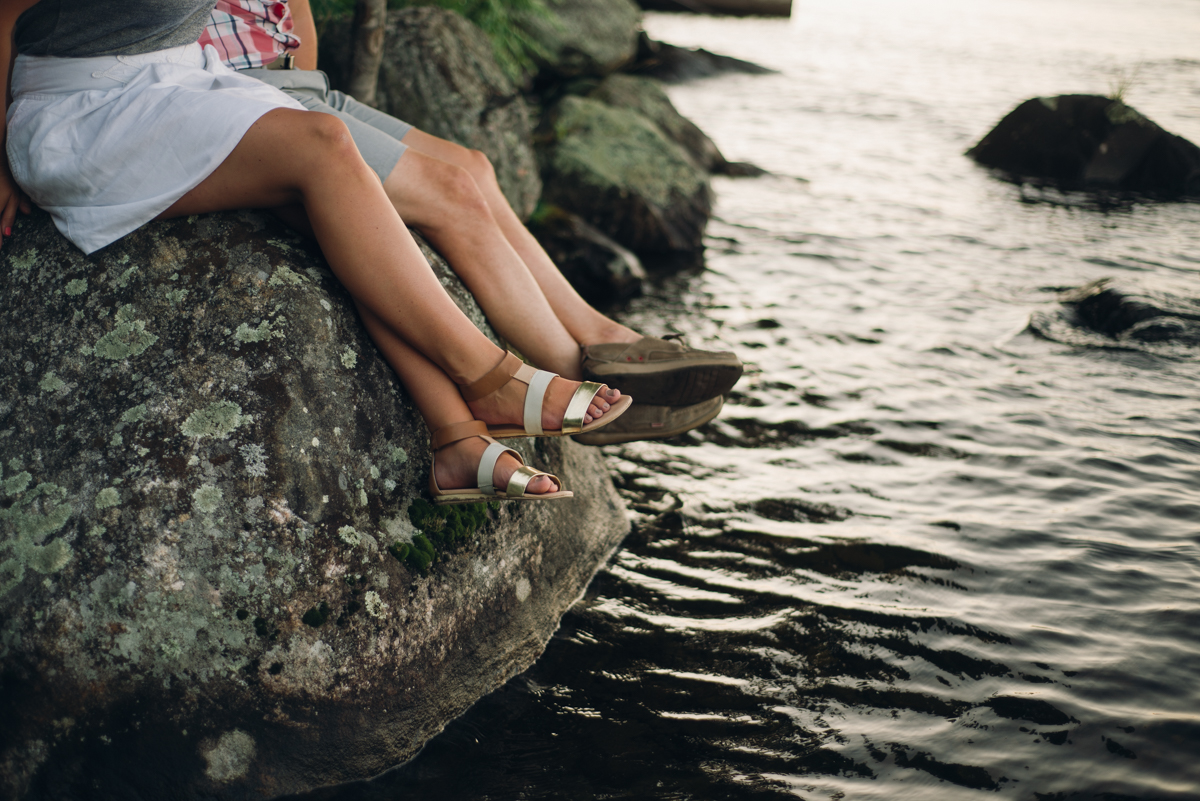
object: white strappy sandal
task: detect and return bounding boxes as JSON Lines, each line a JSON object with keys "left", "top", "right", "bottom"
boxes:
{"left": 429, "top": 421, "right": 573, "bottom": 505}
{"left": 460, "top": 352, "right": 633, "bottom": 439}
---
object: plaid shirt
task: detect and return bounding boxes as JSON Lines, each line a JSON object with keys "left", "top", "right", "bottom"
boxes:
{"left": 198, "top": 0, "right": 300, "bottom": 70}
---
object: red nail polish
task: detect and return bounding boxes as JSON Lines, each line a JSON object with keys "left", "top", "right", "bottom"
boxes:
{"left": 3, "top": 228, "right": 10, "bottom": 237}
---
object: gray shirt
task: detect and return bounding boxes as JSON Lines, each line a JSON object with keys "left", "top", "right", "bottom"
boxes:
{"left": 15, "top": 0, "right": 217, "bottom": 57}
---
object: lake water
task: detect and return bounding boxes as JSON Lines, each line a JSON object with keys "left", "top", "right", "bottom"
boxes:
{"left": 321, "top": 1, "right": 1200, "bottom": 798}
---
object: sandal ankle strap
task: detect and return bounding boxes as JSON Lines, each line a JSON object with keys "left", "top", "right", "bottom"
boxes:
{"left": 461, "top": 351, "right": 523, "bottom": 402}
{"left": 431, "top": 419, "right": 489, "bottom": 450}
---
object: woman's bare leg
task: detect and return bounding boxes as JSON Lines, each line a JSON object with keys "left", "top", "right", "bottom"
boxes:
{"left": 356, "top": 303, "right": 554, "bottom": 494}
{"left": 160, "top": 108, "right": 620, "bottom": 430}
{"left": 394, "top": 131, "right": 642, "bottom": 350}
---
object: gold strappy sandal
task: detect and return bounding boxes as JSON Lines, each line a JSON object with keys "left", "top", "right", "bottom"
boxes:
{"left": 429, "top": 421, "right": 573, "bottom": 505}
{"left": 461, "top": 352, "right": 633, "bottom": 439}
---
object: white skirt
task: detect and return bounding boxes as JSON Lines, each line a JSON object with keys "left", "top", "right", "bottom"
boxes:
{"left": 6, "top": 43, "right": 304, "bottom": 254}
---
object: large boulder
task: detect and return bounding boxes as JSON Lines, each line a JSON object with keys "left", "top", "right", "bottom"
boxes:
{"left": 514, "top": 0, "right": 642, "bottom": 82}
{"left": 967, "top": 95, "right": 1200, "bottom": 197}
{"left": 320, "top": 8, "right": 542, "bottom": 219}
{"left": 538, "top": 95, "right": 712, "bottom": 258}
{"left": 0, "top": 210, "right": 629, "bottom": 800}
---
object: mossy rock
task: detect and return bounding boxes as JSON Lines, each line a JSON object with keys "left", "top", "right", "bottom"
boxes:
{"left": 514, "top": 0, "right": 642, "bottom": 82}
{"left": 0, "top": 210, "right": 629, "bottom": 800}
{"left": 588, "top": 74, "right": 726, "bottom": 171}
{"left": 538, "top": 95, "right": 712, "bottom": 257}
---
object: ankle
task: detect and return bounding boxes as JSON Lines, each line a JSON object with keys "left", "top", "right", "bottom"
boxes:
{"left": 582, "top": 323, "right": 641, "bottom": 348}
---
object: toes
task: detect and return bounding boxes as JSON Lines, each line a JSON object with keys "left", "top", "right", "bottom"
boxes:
{"left": 527, "top": 474, "right": 554, "bottom": 495}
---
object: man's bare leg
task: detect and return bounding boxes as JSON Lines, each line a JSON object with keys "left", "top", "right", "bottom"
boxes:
{"left": 379, "top": 148, "right": 586, "bottom": 378}
{"left": 394, "top": 131, "right": 642, "bottom": 350}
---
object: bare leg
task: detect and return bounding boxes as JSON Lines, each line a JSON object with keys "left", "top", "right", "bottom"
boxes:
{"left": 380, "top": 149, "right": 585, "bottom": 377}
{"left": 160, "top": 109, "right": 620, "bottom": 434}
{"left": 356, "top": 304, "right": 553, "bottom": 494}
{"left": 395, "top": 131, "right": 642, "bottom": 350}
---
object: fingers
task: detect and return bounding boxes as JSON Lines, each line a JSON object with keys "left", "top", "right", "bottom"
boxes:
{"left": 0, "top": 195, "right": 17, "bottom": 249}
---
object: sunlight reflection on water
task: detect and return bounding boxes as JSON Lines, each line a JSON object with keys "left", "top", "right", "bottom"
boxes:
{"left": 320, "top": 1, "right": 1200, "bottom": 799}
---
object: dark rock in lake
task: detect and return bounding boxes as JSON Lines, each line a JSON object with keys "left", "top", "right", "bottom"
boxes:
{"left": 538, "top": 95, "right": 712, "bottom": 257}
{"left": 630, "top": 32, "right": 776, "bottom": 84}
{"left": 588, "top": 73, "right": 763, "bottom": 176}
{"left": 0, "top": 210, "right": 629, "bottom": 800}
{"left": 967, "top": 95, "right": 1200, "bottom": 197}
{"left": 634, "top": 0, "right": 792, "bottom": 16}
{"left": 527, "top": 205, "right": 647, "bottom": 307}
{"left": 514, "top": 0, "right": 642, "bottom": 82}
{"left": 320, "top": 8, "right": 541, "bottom": 219}
{"left": 1028, "top": 277, "right": 1200, "bottom": 354}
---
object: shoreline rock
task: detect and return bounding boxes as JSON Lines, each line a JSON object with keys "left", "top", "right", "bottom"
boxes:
{"left": 538, "top": 94, "right": 712, "bottom": 258}
{"left": 0, "top": 210, "right": 629, "bottom": 800}
{"left": 629, "top": 32, "right": 776, "bottom": 84}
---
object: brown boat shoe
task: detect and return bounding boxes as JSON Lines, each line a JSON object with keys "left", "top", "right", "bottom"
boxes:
{"left": 572, "top": 395, "right": 725, "bottom": 446}
{"left": 580, "top": 336, "right": 743, "bottom": 407}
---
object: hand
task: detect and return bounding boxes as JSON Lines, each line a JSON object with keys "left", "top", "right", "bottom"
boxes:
{"left": 0, "top": 162, "right": 32, "bottom": 250}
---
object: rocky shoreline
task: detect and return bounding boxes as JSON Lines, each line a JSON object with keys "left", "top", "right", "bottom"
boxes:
{"left": 0, "top": 1, "right": 764, "bottom": 799}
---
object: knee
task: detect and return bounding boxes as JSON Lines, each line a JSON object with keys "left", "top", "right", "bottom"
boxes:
{"left": 430, "top": 163, "right": 493, "bottom": 221}
{"left": 297, "top": 114, "right": 364, "bottom": 170}
{"left": 460, "top": 148, "right": 498, "bottom": 188}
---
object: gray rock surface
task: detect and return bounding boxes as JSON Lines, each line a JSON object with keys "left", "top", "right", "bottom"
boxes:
{"left": 515, "top": 0, "right": 642, "bottom": 81}
{"left": 0, "top": 210, "right": 629, "bottom": 800}
{"left": 539, "top": 95, "right": 712, "bottom": 257}
{"left": 320, "top": 8, "right": 542, "bottom": 219}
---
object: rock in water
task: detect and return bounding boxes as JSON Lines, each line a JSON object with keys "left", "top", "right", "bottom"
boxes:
{"left": 0, "top": 211, "right": 629, "bottom": 800}
{"left": 539, "top": 95, "right": 712, "bottom": 258}
{"left": 320, "top": 8, "right": 542, "bottom": 219}
{"left": 630, "top": 32, "right": 775, "bottom": 84}
{"left": 967, "top": 95, "right": 1200, "bottom": 197}
{"left": 1028, "top": 277, "right": 1200, "bottom": 354}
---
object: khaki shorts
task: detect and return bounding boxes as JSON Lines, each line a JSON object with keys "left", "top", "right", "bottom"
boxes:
{"left": 239, "top": 67, "right": 412, "bottom": 182}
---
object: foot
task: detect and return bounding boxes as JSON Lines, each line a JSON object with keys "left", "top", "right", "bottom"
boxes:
{"left": 434, "top": 436, "right": 558, "bottom": 495}
{"left": 465, "top": 354, "right": 623, "bottom": 431}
